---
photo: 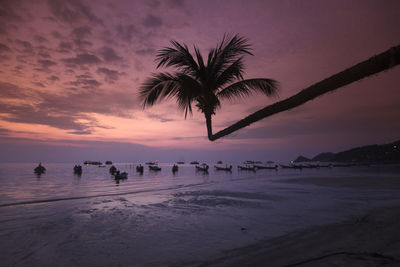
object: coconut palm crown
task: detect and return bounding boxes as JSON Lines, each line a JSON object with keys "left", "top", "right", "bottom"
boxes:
{"left": 139, "top": 34, "right": 278, "bottom": 140}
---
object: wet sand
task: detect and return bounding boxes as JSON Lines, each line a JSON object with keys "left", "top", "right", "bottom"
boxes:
{"left": 282, "top": 175, "right": 400, "bottom": 190}
{"left": 199, "top": 176, "right": 400, "bottom": 267}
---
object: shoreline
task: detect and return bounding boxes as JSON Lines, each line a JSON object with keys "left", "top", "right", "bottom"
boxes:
{"left": 280, "top": 175, "right": 400, "bottom": 190}
{"left": 193, "top": 175, "right": 400, "bottom": 266}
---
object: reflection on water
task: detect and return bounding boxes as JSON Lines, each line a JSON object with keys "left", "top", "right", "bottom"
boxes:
{"left": 0, "top": 162, "right": 399, "bottom": 206}
{"left": 0, "top": 162, "right": 399, "bottom": 265}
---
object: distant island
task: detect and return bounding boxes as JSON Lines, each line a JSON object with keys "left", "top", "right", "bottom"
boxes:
{"left": 294, "top": 140, "right": 400, "bottom": 163}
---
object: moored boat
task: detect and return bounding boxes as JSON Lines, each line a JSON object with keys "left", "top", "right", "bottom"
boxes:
{"left": 172, "top": 164, "right": 179, "bottom": 173}
{"left": 114, "top": 171, "right": 128, "bottom": 180}
{"left": 149, "top": 165, "right": 161, "bottom": 171}
{"left": 279, "top": 164, "right": 302, "bottom": 169}
{"left": 73, "top": 165, "right": 82, "bottom": 174}
{"left": 237, "top": 165, "right": 256, "bottom": 171}
{"left": 254, "top": 165, "right": 278, "bottom": 170}
{"left": 136, "top": 164, "right": 144, "bottom": 173}
{"left": 109, "top": 165, "right": 117, "bottom": 175}
{"left": 34, "top": 163, "right": 46, "bottom": 174}
{"left": 214, "top": 165, "right": 232, "bottom": 171}
{"left": 195, "top": 163, "right": 209, "bottom": 172}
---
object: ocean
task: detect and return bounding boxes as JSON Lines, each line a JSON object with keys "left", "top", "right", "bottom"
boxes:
{"left": 1, "top": 162, "right": 399, "bottom": 266}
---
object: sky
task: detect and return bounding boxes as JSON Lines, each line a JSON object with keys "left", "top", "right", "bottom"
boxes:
{"left": 0, "top": 0, "right": 399, "bottom": 163}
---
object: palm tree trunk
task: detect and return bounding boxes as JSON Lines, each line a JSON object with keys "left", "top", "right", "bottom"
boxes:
{"left": 205, "top": 113, "right": 213, "bottom": 140}
{"left": 208, "top": 44, "right": 400, "bottom": 141}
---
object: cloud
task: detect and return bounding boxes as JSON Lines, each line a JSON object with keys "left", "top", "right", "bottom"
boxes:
{"left": 136, "top": 48, "right": 155, "bottom": 56}
{"left": 48, "top": 75, "right": 60, "bottom": 81}
{"left": 47, "top": 0, "right": 103, "bottom": 25}
{"left": 0, "top": 25, "right": 7, "bottom": 35}
{"left": 58, "top": 41, "right": 73, "bottom": 53}
{"left": 67, "top": 130, "right": 92, "bottom": 135}
{"left": 0, "top": 1, "right": 23, "bottom": 23}
{"left": 38, "top": 59, "right": 57, "bottom": 69}
{"left": 73, "top": 39, "right": 93, "bottom": 49}
{"left": 62, "top": 53, "right": 102, "bottom": 66}
{"left": 166, "top": 0, "right": 186, "bottom": 9}
{"left": 71, "top": 25, "right": 92, "bottom": 39}
{"left": 68, "top": 73, "right": 101, "bottom": 89}
{"left": 99, "top": 46, "right": 122, "bottom": 62}
{"left": 146, "top": 112, "right": 174, "bottom": 123}
{"left": 0, "top": 102, "right": 92, "bottom": 132}
{"left": 142, "top": 14, "right": 163, "bottom": 28}
{"left": 0, "top": 82, "right": 32, "bottom": 99}
{"left": 14, "top": 39, "right": 34, "bottom": 55}
{"left": 97, "top": 67, "right": 124, "bottom": 83}
{"left": 32, "top": 82, "right": 46, "bottom": 88}
{"left": 0, "top": 127, "right": 12, "bottom": 136}
{"left": 116, "top": 24, "right": 137, "bottom": 42}
{"left": 34, "top": 35, "right": 48, "bottom": 43}
{"left": 0, "top": 82, "right": 137, "bottom": 134}
{"left": 0, "top": 43, "right": 12, "bottom": 53}
{"left": 52, "top": 31, "right": 63, "bottom": 39}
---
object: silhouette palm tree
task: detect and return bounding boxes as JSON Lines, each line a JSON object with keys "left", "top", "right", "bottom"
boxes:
{"left": 139, "top": 34, "right": 278, "bottom": 140}
{"left": 211, "top": 43, "right": 400, "bottom": 140}
{"left": 141, "top": 34, "right": 400, "bottom": 141}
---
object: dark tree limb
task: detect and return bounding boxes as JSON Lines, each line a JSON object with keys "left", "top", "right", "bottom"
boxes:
{"left": 209, "top": 44, "right": 400, "bottom": 141}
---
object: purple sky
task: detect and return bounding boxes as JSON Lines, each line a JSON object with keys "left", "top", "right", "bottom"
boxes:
{"left": 0, "top": 0, "right": 399, "bottom": 162}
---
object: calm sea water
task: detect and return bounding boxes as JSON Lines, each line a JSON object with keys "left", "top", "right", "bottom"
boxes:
{"left": 1, "top": 162, "right": 399, "bottom": 266}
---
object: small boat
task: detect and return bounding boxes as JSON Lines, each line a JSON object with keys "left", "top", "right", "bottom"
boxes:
{"left": 243, "top": 160, "right": 255, "bottom": 164}
{"left": 195, "top": 163, "right": 209, "bottom": 172}
{"left": 254, "top": 165, "right": 278, "bottom": 170}
{"left": 114, "top": 171, "right": 128, "bottom": 180}
{"left": 149, "top": 165, "right": 161, "bottom": 171}
{"left": 177, "top": 161, "right": 185, "bottom": 164}
{"left": 172, "top": 164, "right": 179, "bottom": 173}
{"left": 84, "top": 161, "right": 102, "bottom": 165}
{"left": 73, "top": 165, "right": 82, "bottom": 174}
{"left": 190, "top": 161, "right": 199, "bottom": 165}
{"left": 136, "top": 164, "right": 144, "bottom": 173}
{"left": 105, "top": 161, "right": 112, "bottom": 165}
{"left": 98, "top": 165, "right": 106, "bottom": 168}
{"left": 109, "top": 165, "right": 117, "bottom": 175}
{"left": 238, "top": 165, "right": 256, "bottom": 171}
{"left": 34, "top": 163, "right": 46, "bottom": 174}
{"left": 214, "top": 165, "right": 232, "bottom": 171}
{"left": 145, "top": 162, "right": 157, "bottom": 165}
{"left": 217, "top": 160, "right": 223, "bottom": 164}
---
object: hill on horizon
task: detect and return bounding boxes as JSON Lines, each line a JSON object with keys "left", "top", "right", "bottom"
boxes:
{"left": 294, "top": 139, "right": 400, "bottom": 163}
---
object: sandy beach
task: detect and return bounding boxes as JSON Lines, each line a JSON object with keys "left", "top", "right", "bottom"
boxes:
{"left": 1, "top": 164, "right": 400, "bottom": 266}
{"left": 199, "top": 175, "right": 400, "bottom": 267}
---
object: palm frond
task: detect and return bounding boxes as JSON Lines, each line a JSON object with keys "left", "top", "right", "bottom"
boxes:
{"left": 155, "top": 41, "right": 199, "bottom": 77}
{"left": 208, "top": 34, "right": 253, "bottom": 77}
{"left": 139, "top": 72, "right": 202, "bottom": 118}
{"left": 215, "top": 57, "right": 245, "bottom": 89}
{"left": 217, "top": 78, "right": 278, "bottom": 101}
{"left": 139, "top": 72, "right": 177, "bottom": 107}
{"left": 174, "top": 73, "right": 203, "bottom": 117}
{"left": 194, "top": 45, "right": 206, "bottom": 82}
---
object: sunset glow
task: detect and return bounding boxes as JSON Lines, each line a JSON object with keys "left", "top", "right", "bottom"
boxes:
{"left": 1, "top": 0, "right": 399, "bottom": 162}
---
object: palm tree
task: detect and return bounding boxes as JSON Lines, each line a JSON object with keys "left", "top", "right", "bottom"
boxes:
{"left": 210, "top": 43, "right": 400, "bottom": 140}
{"left": 139, "top": 34, "right": 279, "bottom": 140}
